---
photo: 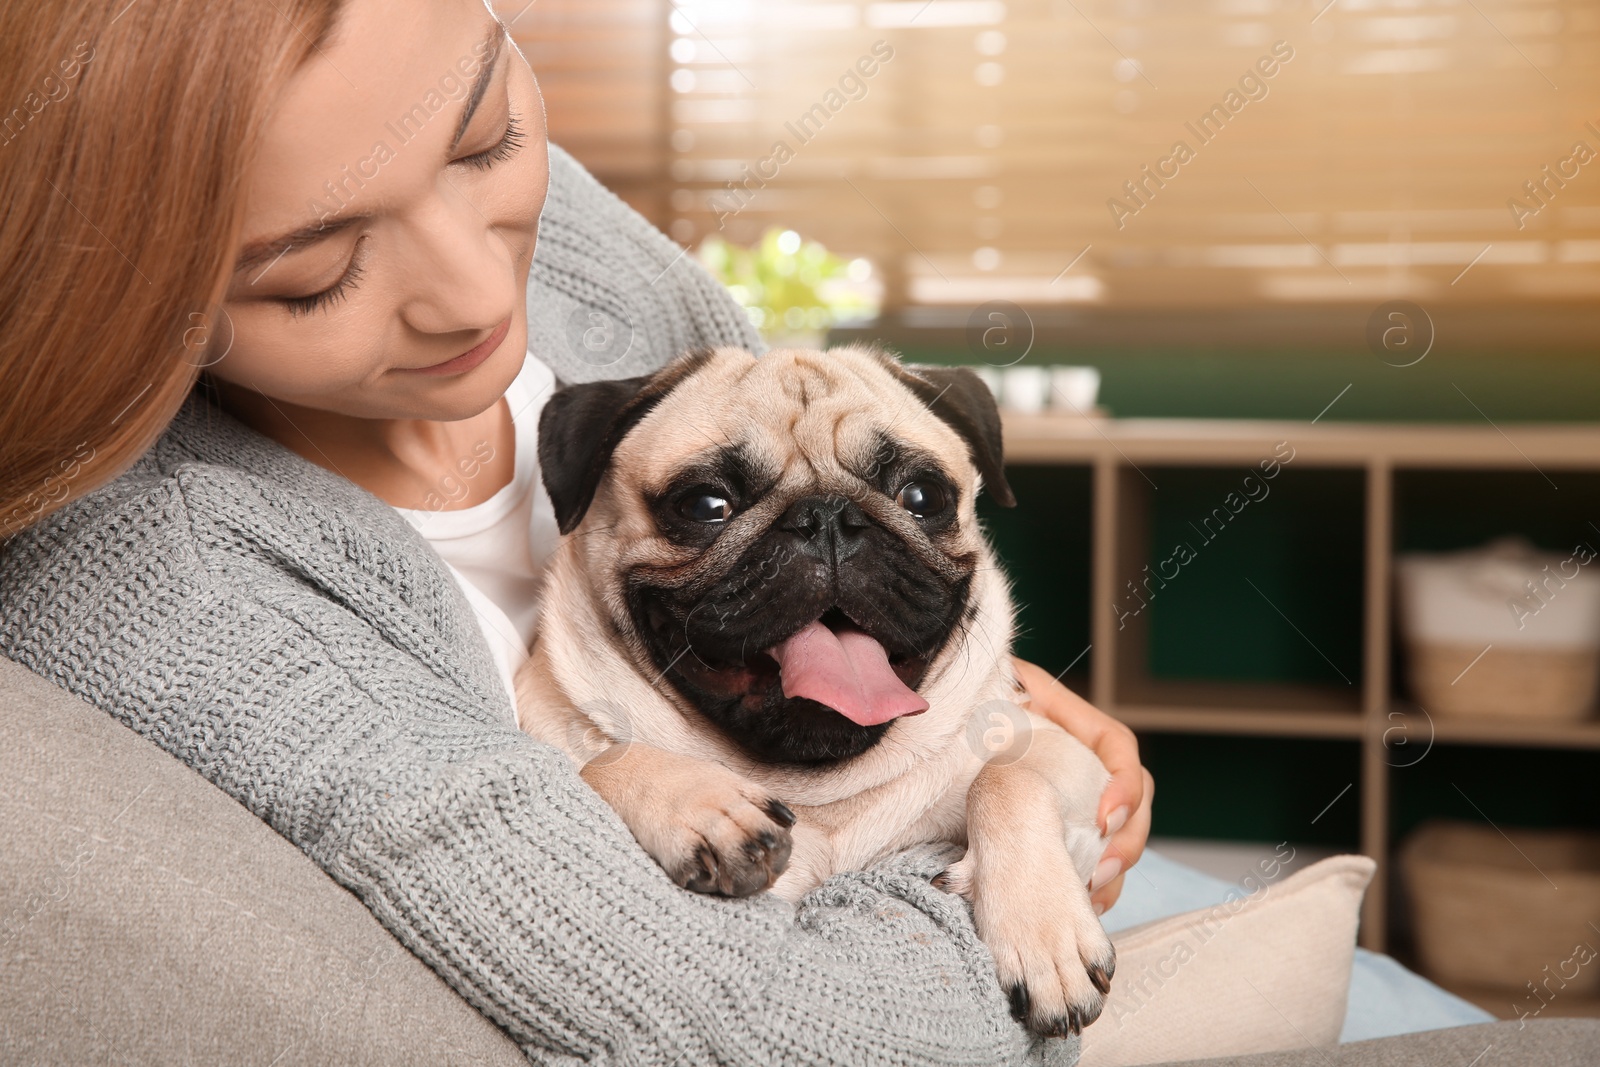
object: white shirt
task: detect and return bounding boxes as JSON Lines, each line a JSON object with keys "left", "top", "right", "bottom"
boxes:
{"left": 392, "top": 352, "right": 562, "bottom": 725}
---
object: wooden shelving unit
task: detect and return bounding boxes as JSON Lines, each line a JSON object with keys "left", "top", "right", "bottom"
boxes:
{"left": 999, "top": 414, "right": 1600, "bottom": 952}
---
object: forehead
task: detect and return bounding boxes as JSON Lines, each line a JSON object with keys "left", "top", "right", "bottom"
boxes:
{"left": 240, "top": 0, "right": 497, "bottom": 242}
{"left": 614, "top": 346, "right": 969, "bottom": 485}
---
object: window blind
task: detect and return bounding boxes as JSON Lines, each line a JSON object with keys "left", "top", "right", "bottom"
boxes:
{"left": 504, "top": 0, "right": 670, "bottom": 221}
{"left": 510, "top": 0, "right": 1600, "bottom": 320}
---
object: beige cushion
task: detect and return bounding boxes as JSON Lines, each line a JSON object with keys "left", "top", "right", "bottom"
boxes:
{"left": 1079, "top": 854, "right": 1377, "bottom": 1067}
{"left": 0, "top": 657, "right": 526, "bottom": 1066}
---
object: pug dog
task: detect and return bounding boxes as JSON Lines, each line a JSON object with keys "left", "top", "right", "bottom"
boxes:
{"left": 515, "top": 342, "right": 1116, "bottom": 1036}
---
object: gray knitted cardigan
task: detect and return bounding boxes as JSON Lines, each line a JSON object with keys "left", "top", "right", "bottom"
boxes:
{"left": 0, "top": 144, "right": 1077, "bottom": 1067}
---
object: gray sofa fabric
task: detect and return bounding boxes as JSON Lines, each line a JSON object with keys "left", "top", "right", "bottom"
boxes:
{"left": 0, "top": 655, "right": 525, "bottom": 1066}
{"left": 1147, "top": 1018, "right": 1598, "bottom": 1066}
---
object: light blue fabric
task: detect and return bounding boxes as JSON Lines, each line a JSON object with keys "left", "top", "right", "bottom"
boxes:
{"left": 1338, "top": 948, "right": 1498, "bottom": 1042}
{"left": 1100, "top": 848, "right": 1496, "bottom": 1042}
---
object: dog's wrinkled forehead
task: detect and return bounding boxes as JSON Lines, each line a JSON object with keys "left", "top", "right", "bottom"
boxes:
{"left": 614, "top": 345, "right": 966, "bottom": 492}
{"left": 535, "top": 341, "right": 1014, "bottom": 536}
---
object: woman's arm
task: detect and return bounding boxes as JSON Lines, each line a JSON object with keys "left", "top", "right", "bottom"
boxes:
{"left": 0, "top": 478, "right": 1074, "bottom": 1067}
{"left": 1013, "top": 657, "right": 1154, "bottom": 914}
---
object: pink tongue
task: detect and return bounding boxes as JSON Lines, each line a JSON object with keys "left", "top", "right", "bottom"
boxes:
{"left": 766, "top": 620, "right": 929, "bottom": 726}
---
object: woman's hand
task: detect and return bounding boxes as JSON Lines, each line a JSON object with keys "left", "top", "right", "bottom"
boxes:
{"left": 1012, "top": 656, "right": 1154, "bottom": 916}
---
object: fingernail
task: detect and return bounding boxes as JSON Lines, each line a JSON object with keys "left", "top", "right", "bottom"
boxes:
{"left": 1090, "top": 856, "right": 1122, "bottom": 893}
{"left": 1093, "top": 902, "right": 1106, "bottom": 917}
{"left": 1103, "top": 805, "right": 1130, "bottom": 838}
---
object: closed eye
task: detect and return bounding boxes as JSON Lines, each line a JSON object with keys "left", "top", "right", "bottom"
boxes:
{"left": 281, "top": 235, "right": 369, "bottom": 319}
{"left": 455, "top": 112, "right": 526, "bottom": 170}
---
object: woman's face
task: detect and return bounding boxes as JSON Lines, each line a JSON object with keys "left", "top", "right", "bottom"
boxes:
{"left": 209, "top": 0, "right": 548, "bottom": 422}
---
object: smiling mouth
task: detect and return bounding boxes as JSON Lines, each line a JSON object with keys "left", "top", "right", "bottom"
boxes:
{"left": 404, "top": 314, "right": 511, "bottom": 376}
{"left": 672, "top": 607, "right": 931, "bottom": 725}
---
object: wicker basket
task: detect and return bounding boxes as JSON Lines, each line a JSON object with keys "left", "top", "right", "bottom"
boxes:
{"left": 1400, "top": 820, "right": 1600, "bottom": 994}
{"left": 1397, "top": 539, "right": 1600, "bottom": 720}
{"left": 1403, "top": 640, "right": 1599, "bottom": 720}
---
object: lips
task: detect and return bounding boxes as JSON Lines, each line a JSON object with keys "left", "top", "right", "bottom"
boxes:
{"left": 406, "top": 314, "right": 511, "bottom": 376}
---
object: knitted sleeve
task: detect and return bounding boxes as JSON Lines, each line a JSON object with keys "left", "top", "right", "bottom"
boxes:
{"left": 526, "top": 143, "right": 769, "bottom": 386}
{"left": 0, "top": 472, "right": 1077, "bottom": 1067}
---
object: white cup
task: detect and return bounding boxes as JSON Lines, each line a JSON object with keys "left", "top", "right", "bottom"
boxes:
{"left": 1050, "top": 366, "right": 1101, "bottom": 415}
{"left": 1000, "top": 366, "right": 1050, "bottom": 413}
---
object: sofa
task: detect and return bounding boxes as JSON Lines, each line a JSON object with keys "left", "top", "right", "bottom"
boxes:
{"left": 3, "top": 656, "right": 1596, "bottom": 1065}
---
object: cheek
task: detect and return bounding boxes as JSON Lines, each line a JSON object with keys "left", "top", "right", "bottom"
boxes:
{"left": 502, "top": 61, "right": 550, "bottom": 228}
{"left": 204, "top": 301, "right": 390, "bottom": 402}
{"left": 503, "top": 135, "right": 550, "bottom": 241}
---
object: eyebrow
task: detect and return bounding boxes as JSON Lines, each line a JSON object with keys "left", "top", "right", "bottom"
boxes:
{"left": 449, "top": 18, "right": 508, "bottom": 155}
{"left": 232, "top": 17, "right": 509, "bottom": 277}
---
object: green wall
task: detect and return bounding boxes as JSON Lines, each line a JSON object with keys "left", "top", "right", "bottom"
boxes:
{"left": 830, "top": 319, "right": 1600, "bottom": 423}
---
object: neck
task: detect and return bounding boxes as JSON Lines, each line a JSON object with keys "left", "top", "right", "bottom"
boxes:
{"left": 205, "top": 378, "right": 514, "bottom": 511}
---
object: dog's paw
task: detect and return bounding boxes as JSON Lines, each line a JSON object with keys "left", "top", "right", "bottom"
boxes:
{"left": 988, "top": 902, "right": 1115, "bottom": 1038}
{"left": 967, "top": 845, "right": 1116, "bottom": 1037}
{"left": 653, "top": 773, "right": 796, "bottom": 898}
{"left": 668, "top": 788, "right": 795, "bottom": 897}
{"left": 580, "top": 744, "right": 796, "bottom": 897}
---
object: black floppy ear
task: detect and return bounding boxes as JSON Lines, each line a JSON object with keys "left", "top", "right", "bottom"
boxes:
{"left": 538, "top": 348, "right": 717, "bottom": 535}
{"left": 537, "top": 375, "right": 652, "bottom": 535}
{"left": 895, "top": 361, "right": 1016, "bottom": 508}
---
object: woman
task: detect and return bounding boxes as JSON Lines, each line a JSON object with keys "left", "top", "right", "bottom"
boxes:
{"left": 0, "top": 0, "right": 1151, "bottom": 1061}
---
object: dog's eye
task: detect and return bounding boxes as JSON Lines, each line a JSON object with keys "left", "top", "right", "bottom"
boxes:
{"left": 895, "top": 480, "right": 946, "bottom": 518}
{"left": 680, "top": 491, "right": 733, "bottom": 523}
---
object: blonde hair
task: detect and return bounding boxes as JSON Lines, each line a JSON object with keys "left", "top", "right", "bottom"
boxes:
{"left": 0, "top": 0, "right": 346, "bottom": 536}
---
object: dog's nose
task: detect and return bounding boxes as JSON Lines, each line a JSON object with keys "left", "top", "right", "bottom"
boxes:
{"left": 778, "top": 495, "right": 869, "bottom": 562}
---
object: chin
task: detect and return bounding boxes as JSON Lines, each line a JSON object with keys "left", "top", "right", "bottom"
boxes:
{"left": 399, "top": 319, "right": 528, "bottom": 421}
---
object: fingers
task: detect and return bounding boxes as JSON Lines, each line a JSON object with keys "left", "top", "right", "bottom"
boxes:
{"left": 1091, "top": 767, "right": 1154, "bottom": 914}
{"left": 1009, "top": 656, "right": 1157, "bottom": 919}
{"left": 1088, "top": 722, "right": 1144, "bottom": 837}
{"left": 1010, "top": 656, "right": 1146, "bottom": 834}
{"left": 1090, "top": 871, "right": 1124, "bottom": 914}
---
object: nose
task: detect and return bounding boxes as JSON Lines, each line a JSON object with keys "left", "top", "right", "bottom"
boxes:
{"left": 397, "top": 193, "right": 520, "bottom": 336}
{"left": 778, "top": 495, "right": 871, "bottom": 563}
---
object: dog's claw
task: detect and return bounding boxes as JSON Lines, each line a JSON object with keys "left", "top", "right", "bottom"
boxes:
{"left": 1086, "top": 961, "right": 1112, "bottom": 996}
{"left": 681, "top": 843, "right": 720, "bottom": 894}
{"left": 1007, "top": 983, "right": 1030, "bottom": 1021}
{"left": 764, "top": 797, "right": 797, "bottom": 827}
{"left": 1030, "top": 1007, "right": 1077, "bottom": 1039}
